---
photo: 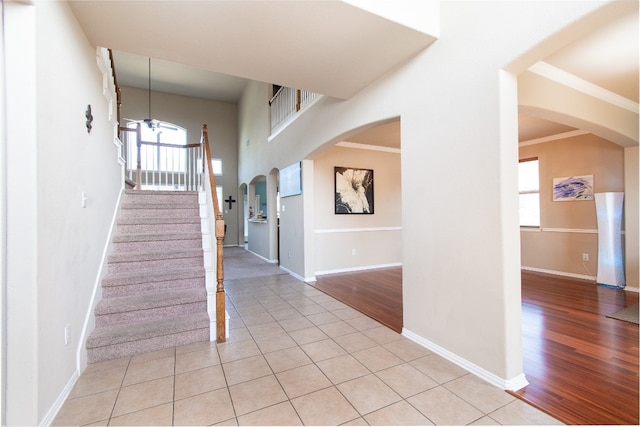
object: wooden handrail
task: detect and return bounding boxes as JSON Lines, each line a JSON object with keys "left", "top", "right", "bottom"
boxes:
{"left": 108, "top": 49, "right": 122, "bottom": 126}
{"left": 269, "top": 85, "right": 285, "bottom": 106}
{"left": 138, "top": 141, "right": 202, "bottom": 150}
{"left": 201, "top": 124, "right": 226, "bottom": 343}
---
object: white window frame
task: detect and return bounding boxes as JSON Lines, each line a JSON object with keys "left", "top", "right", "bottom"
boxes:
{"left": 519, "top": 158, "right": 540, "bottom": 227}
{"left": 126, "top": 121, "right": 188, "bottom": 173}
{"left": 211, "top": 158, "right": 222, "bottom": 176}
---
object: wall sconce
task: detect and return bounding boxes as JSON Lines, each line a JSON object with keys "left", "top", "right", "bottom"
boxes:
{"left": 85, "top": 104, "right": 93, "bottom": 133}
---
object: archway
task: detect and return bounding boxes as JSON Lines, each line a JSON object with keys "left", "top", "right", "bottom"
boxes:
{"left": 304, "top": 118, "right": 403, "bottom": 331}
{"left": 238, "top": 183, "right": 248, "bottom": 247}
{"left": 268, "top": 168, "right": 280, "bottom": 264}
{"left": 246, "top": 175, "right": 270, "bottom": 259}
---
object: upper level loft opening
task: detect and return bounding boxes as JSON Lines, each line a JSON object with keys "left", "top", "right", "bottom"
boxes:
{"left": 269, "top": 85, "right": 321, "bottom": 134}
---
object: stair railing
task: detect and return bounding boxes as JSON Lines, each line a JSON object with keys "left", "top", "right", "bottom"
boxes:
{"left": 201, "top": 124, "right": 226, "bottom": 342}
{"left": 119, "top": 123, "right": 203, "bottom": 191}
{"left": 269, "top": 86, "right": 320, "bottom": 132}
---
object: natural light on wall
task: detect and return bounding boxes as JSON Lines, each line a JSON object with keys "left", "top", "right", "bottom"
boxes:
{"left": 212, "top": 159, "right": 222, "bottom": 175}
{"left": 519, "top": 158, "right": 540, "bottom": 227}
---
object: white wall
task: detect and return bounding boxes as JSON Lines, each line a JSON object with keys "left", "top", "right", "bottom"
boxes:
{"left": 239, "top": 0, "right": 620, "bottom": 388}
{"left": 4, "top": 2, "right": 38, "bottom": 423}
{"left": 5, "top": 2, "right": 123, "bottom": 424}
{"left": 0, "top": 1, "right": 7, "bottom": 422}
{"left": 120, "top": 87, "right": 240, "bottom": 245}
{"left": 238, "top": 81, "right": 271, "bottom": 182}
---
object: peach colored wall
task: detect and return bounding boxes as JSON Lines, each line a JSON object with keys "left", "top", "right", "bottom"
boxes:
{"left": 519, "top": 134, "right": 625, "bottom": 279}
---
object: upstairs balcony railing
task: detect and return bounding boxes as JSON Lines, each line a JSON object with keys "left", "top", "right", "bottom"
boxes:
{"left": 269, "top": 86, "right": 320, "bottom": 132}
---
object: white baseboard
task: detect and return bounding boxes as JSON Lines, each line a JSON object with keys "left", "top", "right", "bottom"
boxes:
{"left": 277, "top": 265, "right": 307, "bottom": 282}
{"left": 402, "top": 328, "right": 529, "bottom": 392}
{"left": 77, "top": 188, "right": 125, "bottom": 374}
{"left": 522, "top": 266, "right": 595, "bottom": 282}
{"left": 315, "top": 262, "right": 402, "bottom": 277}
{"left": 40, "top": 370, "right": 79, "bottom": 427}
{"left": 209, "top": 312, "right": 231, "bottom": 342}
{"left": 522, "top": 266, "right": 640, "bottom": 292}
{"left": 246, "top": 249, "right": 278, "bottom": 264}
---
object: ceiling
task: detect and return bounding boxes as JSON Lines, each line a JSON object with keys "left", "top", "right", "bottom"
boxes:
{"left": 69, "top": 1, "right": 437, "bottom": 100}
{"left": 71, "top": 2, "right": 638, "bottom": 148}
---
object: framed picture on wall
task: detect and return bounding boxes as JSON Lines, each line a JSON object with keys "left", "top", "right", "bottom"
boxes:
{"left": 334, "top": 166, "right": 374, "bottom": 214}
{"left": 553, "top": 175, "right": 594, "bottom": 201}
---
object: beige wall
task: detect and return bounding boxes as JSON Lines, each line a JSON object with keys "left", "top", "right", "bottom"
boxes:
{"left": 519, "top": 133, "right": 626, "bottom": 280}
{"left": 312, "top": 144, "right": 402, "bottom": 274}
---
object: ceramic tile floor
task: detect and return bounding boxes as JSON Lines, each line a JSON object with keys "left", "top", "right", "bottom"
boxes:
{"left": 53, "top": 274, "right": 563, "bottom": 426}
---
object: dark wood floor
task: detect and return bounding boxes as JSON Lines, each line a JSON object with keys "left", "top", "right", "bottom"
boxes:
{"left": 310, "top": 267, "right": 402, "bottom": 333}
{"left": 309, "top": 268, "right": 639, "bottom": 425}
{"left": 515, "top": 271, "right": 639, "bottom": 425}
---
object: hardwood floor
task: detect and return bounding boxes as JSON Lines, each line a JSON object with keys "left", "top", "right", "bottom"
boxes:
{"left": 515, "top": 271, "right": 639, "bottom": 425}
{"left": 308, "top": 267, "right": 402, "bottom": 333}
{"left": 309, "top": 268, "right": 639, "bottom": 425}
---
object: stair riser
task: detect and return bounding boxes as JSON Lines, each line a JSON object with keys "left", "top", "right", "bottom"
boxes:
{"left": 87, "top": 328, "right": 209, "bottom": 364}
{"left": 108, "top": 256, "right": 203, "bottom": 274}
{"left": 121, "top": 196, "right": 198, "bottom": 208}
{"left": 102, "top": 277, "right": 205, "bottom": 298}
{"left": 117, "top": 223, "right": 201, "bottom": 234}
{"left": 125, "top": 192, "right": 199, "bottom": 198}
{"left": 112, "top": 239, "right": 202, "bottom": 253}
{"left": 95, "top": 301, "right": 207, "bottom": 327}
{"left": 119, "top": 208, "right": 200, "bottom": 220}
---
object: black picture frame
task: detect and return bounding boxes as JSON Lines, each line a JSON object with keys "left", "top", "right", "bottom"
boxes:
{"left": 334, "top": 167, "right": 374, "bottom": 214}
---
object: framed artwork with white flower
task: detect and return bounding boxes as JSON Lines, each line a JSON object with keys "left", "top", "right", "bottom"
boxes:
{"left": 334, "top": 167, "right": 374, "bottom": 214}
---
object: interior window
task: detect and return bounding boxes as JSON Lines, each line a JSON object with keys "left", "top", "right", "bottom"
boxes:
{"left": 519, "top": 158, "right": 540, "bottom": 227}
{"left": 212, "top": 159, "right": 222, "bottom": 176}
{"left": 127, "top": 121, "right": 187, "bottom": 172}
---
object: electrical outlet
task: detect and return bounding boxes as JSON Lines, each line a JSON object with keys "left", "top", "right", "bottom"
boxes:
{"left": 582, "top": 253, "right": 589, "bottom": 261}
{"left": 81, "top": 192, "right": 87, "bottom": 208}
{"left": 352, "top": 249, "right": 357, "bottom": 255}
{"left": 64, "top": 325, "right": 70, "bottom": 346}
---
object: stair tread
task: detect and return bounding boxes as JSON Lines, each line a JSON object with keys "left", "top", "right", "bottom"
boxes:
{"left": 118, "top": 217, "right": 201, "bottom": 225}
{"left": 113, "top": 232, "right": 202, "bottom": 243}
{"left": 96, "top": 288, "right": 206, "bottom": 315}
{"left": 124, "top": 190, "right": 199, "bottom": 196}
{"left": 102, "top": 267, "right": 205, "bottom": 286}
{"left": 108, "top": 248, "right": 203, "bottom": 263}
{"left": 121, "top": 201, "right": 200, "bottom": 210}
{"left": 87, "top": 312, "right": 209, "bottom": 348}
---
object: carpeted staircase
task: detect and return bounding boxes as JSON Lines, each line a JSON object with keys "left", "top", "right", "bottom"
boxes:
{"left": 86, "top": 190, "right": 210, "bottom": 363}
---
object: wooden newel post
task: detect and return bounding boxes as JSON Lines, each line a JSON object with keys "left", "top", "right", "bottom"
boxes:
{"left": 202, "top": 123, "right": 226, "bottom": 343}
{"left": 215, "top": 214, "right": 226, "bottom": 342}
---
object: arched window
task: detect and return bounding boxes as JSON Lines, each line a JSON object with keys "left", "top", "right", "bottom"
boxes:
{"left": 126, "top": 120, "right": 187, "bottom": 173}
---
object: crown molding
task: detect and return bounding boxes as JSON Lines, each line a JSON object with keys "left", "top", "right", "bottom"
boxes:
{"left": 529, "top": 61, "right": 638, "bottom": 114}
{"left": 337, "top": 141, "right": 401, "bottom": 153}
{"left": 519, "top": 129, "right": 590, "bottom": 146}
